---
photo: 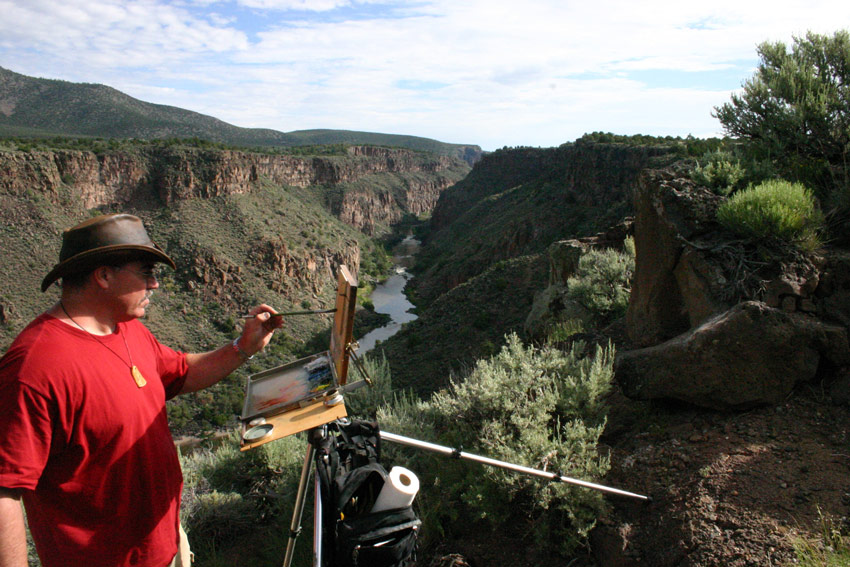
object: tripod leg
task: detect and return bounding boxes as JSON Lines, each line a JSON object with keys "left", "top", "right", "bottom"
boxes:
{"left": 313, "top": 463, "right": 323, "bottom": 567}
{"left": 283, "top": 442, "right": 316, "bottom": 567}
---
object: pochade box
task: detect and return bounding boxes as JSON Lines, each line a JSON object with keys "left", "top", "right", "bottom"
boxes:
{"left": 241, "top": 351, "right": 339, "bottom": 423}
{"left": 241, "top": 265, "right": 357, "bottom": 450}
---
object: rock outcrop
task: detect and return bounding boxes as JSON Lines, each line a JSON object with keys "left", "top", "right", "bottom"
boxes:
{"left": 625, "top": 168, "right": 727, "bottom": 347}
{"left": 525, "top": 221, "right": 633, "bottom": 339}
{"left": 618, "top": 167, "right": 850, "bottom": 409}
{"left": 617, "top": 301, "right": 850, "bottom": 409}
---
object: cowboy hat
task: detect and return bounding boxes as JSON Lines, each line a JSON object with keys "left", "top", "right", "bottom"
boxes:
{"left": 41, "top": 213, "right": 176, "bottom": 292}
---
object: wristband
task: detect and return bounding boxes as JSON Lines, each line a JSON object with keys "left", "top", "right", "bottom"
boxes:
{"left": 232, "top": 337, "right": 254, "bottom": 361}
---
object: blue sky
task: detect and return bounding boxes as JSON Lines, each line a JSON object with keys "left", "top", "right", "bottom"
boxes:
{"left": 0, "top": 0, "right": 847, "bottom": 150}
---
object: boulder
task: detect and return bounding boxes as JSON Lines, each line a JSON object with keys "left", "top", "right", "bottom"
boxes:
{"left": 616, "top": 301, "right": 850, "bottom": 410}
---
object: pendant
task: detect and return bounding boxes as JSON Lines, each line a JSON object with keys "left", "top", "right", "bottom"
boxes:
{"left": 131, "top": 365, "right": 147, "bottom": 388}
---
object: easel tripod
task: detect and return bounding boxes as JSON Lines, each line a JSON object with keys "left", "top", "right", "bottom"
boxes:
{"left": 283, "top": 425, "right": 329, "bottom": 567}
{"left": 282, "top": 376, "right": 371, "bottom": 567}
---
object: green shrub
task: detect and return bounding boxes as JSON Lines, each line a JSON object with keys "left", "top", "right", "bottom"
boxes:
{"left": 690, "top": 150, "right": 745, "bottom": 195}
{"left": 716, "top": 179, "right": 823, "bottom": 251}
{"left": 714, "top": 31, "right": 850, "bottom": 210}
{"left": 424, "top": 333, "right": 613, "bottom": 555}
{"left": 566, "top": 247, "right": 635, "bottom": 320}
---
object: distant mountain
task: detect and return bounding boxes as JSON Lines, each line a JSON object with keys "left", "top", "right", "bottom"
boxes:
{"left": 0, "top": 66, "right": 482, "bottom": 164}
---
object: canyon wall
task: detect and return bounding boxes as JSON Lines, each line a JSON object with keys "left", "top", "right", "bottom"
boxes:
{"left": 413, "top": 141, "right": 679, "bottom": 304}
{"left": 0, "top": 146, "right": 465, "bottom": 217}
{"left": 0, "top": 145, "right": 466, "bottom": 223}
{"left": 0, "top": 144, "right": 468, "bottom": 349}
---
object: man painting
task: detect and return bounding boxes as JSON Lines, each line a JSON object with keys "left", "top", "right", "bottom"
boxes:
{"left": 0, "top": 213, "right": 283, "bottom": 567}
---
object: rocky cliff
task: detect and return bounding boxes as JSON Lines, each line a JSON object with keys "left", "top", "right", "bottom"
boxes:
{"left": 413, "top": 141, "right": 679, "bottom": 305}
{"left": 0, "top": 145, "right": 467, "bottom": 226}
{"left": 615, "top": 167, "right": 850, "bottom": 410}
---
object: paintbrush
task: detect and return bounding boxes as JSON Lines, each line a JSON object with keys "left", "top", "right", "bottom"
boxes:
{"left": 241, "top": 308, "right": 337, "bottom": 318}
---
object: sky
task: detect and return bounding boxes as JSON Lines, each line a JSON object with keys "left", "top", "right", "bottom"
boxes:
{"left": 0, "top": 1, "right": 848, "bottom": 151}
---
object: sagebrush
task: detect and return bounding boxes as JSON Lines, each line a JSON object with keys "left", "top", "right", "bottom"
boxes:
{"left": 566, "top": 245, "right": 635, "bottom": 321}
{"left": 716, "top": 179, "right": 823, "bottom": 251}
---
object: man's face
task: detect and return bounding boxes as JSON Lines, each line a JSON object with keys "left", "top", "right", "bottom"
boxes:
{"left": 106, "top": 260, "right": 160, "bottom": 320}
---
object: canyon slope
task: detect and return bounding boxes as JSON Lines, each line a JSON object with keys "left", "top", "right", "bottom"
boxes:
{"left": 383, "top": 139, "right": 684, "bottom": 394}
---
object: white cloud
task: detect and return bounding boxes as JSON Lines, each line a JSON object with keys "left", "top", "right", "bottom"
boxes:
{"left": 1, "top": 0, "right": 849, "bottom": 149}
{"left": 237, "top": 0, "right": 351, "bottom": 10}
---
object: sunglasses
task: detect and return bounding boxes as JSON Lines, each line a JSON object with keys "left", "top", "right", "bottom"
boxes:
{"left": 114, "top": 265, "right": 162, "bottom": 282}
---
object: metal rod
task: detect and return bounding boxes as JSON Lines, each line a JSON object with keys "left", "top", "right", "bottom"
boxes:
{"left": 242, "top": 308, "right": 336, "bottom": 318}
{"left": 313, "top": 465, "right": 323, "bottom": 567}
{"left": 284, "top": 442, "right": 316, "bottom": 567}
{"left": 340, "top": 379, "right": 370, "bottom": 395}
{"left": 380, "top": 431, "right": 649, "bottom": 502}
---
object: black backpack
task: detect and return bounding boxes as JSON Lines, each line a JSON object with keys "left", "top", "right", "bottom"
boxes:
{"left": 315, "top": 419, "right": 421, "bottom": 567}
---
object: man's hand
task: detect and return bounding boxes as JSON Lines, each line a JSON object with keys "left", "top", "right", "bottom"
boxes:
{"left": 238, "top": 304, "right": 285, "bottom": 357}
{"left": 182, "top": 304, "right": 285, "bottom": 394}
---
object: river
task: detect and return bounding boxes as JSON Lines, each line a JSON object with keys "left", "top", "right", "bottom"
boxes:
{"left": 355, "top": 235, "right": 420, "bottom": 355}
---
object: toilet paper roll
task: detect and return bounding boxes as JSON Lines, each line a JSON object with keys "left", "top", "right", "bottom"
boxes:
{"left": 371, "top": 466, "right": 419, "bottom": 513}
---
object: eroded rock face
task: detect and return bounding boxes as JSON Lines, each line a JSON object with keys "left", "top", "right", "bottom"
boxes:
{"left": 817, "top": 249, "right": 850, "bottom": 327}
{"left": 625, "top": 169, "right": 725, "bottom": 347}
{"left": 0, "top": 146, "right": 465, "bottom": 231}
{"left": 333, "top": 176, "right": 457, "bottom": 235}
{"left": 616, "top": 301, "right": 850, "bottom": 410}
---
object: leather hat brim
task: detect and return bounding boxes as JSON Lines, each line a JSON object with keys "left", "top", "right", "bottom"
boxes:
{"left": 41, "top": 244, "right": 176, "bottom": 292}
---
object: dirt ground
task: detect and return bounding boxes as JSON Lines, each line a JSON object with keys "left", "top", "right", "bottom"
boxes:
{"left": 421, "top": 383, "right": 850, "bottom": 567}
{"left": 596, "top": 384, "right": 850, "bottom": 566}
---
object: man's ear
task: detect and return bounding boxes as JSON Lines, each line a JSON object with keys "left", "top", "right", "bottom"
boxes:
{"left": 91, "top": 266, "right": 114, "bottom": 290}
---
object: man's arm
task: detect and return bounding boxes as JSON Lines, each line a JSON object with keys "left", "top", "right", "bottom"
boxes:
{"left": 0, "top": 488, "right": 28, "bottom": 567}
{"left": 180, "top": 305, "right": 283, "bottom": 394}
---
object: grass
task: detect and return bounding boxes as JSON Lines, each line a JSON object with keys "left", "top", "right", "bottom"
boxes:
{"left": 792, "top": 507, "right": 850, "bottom": 566}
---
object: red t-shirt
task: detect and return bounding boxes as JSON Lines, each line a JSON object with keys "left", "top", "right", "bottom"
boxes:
{"left": 0, "top": 314, "right": 189, "bottom": 567}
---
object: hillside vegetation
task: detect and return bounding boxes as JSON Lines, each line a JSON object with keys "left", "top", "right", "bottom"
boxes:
{"left": 0, "top": 66, "right": 482, "bottom": 164}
